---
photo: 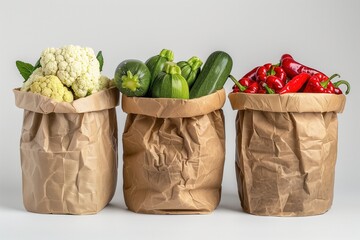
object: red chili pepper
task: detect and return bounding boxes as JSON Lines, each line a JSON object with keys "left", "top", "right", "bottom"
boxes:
{"left": 230, "top": 75, "right": 259, "bottom": 93}
{"left": 232, "top": 66, "right": 261, "bottom": 91}
{"left": 326, "top": 81, "right": 336, "bottom": 93}
{"left": 257, "top": 81, "right": 267, "bottom": 94}
{"left": 232, "top": 77, "right": 253, "bottom": 91}
{"left": 240, "top": 77, "right": 253, "bottom": 87}
{"left": 243, "top": 66, "right": 260, "bottom": 81}
{"left": 257, "top": 88, "right": 266, "bottom": 94}
{"left": 303, "top": 73, "right": 338, "bottom": 93}
{"left": 257, "top": 63, "right": 287, "bottom": 89}
{"left": 333, "top": 80, "right": 351, "bottom": 95}
{"left": 331, "top": 84, "right": 340, "bottom": 94}
{"left": 280, "top": 54, "right": 325, "bottom": 78}
{"left": 244, "top": 82, "right": 259, "bottom": 93}
{"left": 256, "top": 63, "right": 272, "bottom": 81}
{"left": 266, "top": 75, "right": 284, "bottom": 93}
{"left": 262, "top": 82, "right": 275, "bottom": 94}
{"left": 278, "top": 73, "right": 310, "bottom": 94}
{"left": 232, "top": 77, "right": 253, "bottom": 92}
{"left": 272, "top": 66, "right": 287, "bottom": 83}
{"left": 304, "top": 73, "right": 351, "bottom": 94}
{"left": 230, "top": 75, "right": 250, "bottom": 92}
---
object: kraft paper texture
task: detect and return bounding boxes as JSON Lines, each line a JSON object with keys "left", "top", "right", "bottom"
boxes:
{"left": 14, "top": 87, "right": 119, "bottom": 215}
{"left": 229, "top": 92, "right": 346, "bottom": 216}
{"left": 122, "top": 89, "right": 226, "bottom": 214}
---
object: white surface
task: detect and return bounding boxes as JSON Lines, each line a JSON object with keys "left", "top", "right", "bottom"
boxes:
{"left": 1, "top": 188, "right": 359, "bottom": 240}
{"left": 1, "top": 0, "right": 360, "bottom": 239}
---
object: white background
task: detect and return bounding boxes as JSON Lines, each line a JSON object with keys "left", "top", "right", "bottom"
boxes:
{"left": 1, "top": 0, "right": 359, "bottom": 239}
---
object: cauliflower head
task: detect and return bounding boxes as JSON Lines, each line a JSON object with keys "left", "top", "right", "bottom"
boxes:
{"left": 40, "top": 45, "right": 101, "bottom": 98}
{"left": 29, "top": 75, "right": 74, "bottom": 102}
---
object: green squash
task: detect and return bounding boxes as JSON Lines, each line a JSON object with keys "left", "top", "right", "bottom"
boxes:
{"left": 177, "top": 56, "right": 203, "bottom": 88}
{"left": 145, "top": 49, "right": 174, "bottom": 86}
{"left": 151, "top": 62, "right": 189, "bottom": 99}
{"left": 114, "top": 59, "right": 151, "bottom": 97}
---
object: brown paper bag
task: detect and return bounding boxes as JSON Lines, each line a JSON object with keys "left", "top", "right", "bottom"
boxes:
{"left": 229, "top": 93, "right": 346, "bottom": 216}
{"left": 14, "top": 87, "right": 119, "bottom": 215}
{"left": 122, "top": 89, "right": 226, "bottom": 214}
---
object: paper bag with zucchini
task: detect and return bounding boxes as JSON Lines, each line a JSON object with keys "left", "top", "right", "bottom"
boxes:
{"left": 229, "top": 93, "right": 346, "bottom": 216}
{"left": 14, "top": 87, "right": 119, "bottom": 215}
{"left": 122, "top": 89, "right": 226, "bottom": 214}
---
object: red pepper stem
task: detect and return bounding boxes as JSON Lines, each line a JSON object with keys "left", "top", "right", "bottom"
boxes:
{"left": 320, "top": 73, "right": 340, "bottom": 88}
{"left": 262, "top": 83, "right": 275, "bottom": 94}
{"left": 269, "top": 66, "right": 276, "bottom": 76}
{"left": 333, "top": 80, "right": 351, "bottom": 95}
{"left": 229, "top": 75, "right": 247, "bottom": 92}
{"left": 268, "top": 63, "right": 280, "bottom": 75}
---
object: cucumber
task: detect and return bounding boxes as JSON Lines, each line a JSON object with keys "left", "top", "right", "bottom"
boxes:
{"left": 189, "top": 51, "right": 233, "bottom": 99}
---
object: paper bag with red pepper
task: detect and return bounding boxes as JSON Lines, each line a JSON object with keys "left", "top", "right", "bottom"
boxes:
{"left": 122, "top": 89, "right": 226, "bottom": 214}
{"left": 229, "top": 92, "right": 346, "bottom": 216}
{"left": 13, "top": 88, "right": 119, "bottom": 214}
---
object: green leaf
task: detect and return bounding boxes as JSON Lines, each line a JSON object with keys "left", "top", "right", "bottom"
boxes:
{"left": 34, "top": 58, "right": 41, "bottom": 70}
{"left": 16, "top": 61, "right": 34, "bottom": 81}
{"left": 96, "top": 51, "right": 104, "bottom": 72}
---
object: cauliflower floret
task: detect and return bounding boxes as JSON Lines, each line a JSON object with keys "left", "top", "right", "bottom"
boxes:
{"left": 40, "top": 48, "right": 59, "bottom": 76}
{"left": 72, "top": 72, "right": 97, "bottom": 98}
{"left": 39, "top": 45, "right": 101, "bottom": 98}
{"left": 29, "top": 75, "right": 74, "bottom": 102}
{"left": 21, "top": 67, "right": 44, "bottom": 91}
{"left": 63, "top": 90, "right": 74, "bottom": 103}
{"left": 97, "top": 75, "right": 113, "bottom": 91}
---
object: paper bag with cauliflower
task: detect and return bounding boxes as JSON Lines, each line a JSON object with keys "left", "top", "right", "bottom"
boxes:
{"left": 14, "top": 87, "right": 119, "bottom": 214}
{"left": 229, "top": 93, "right": 346, "bottom": 216}
{"left": 14, "top": 45, "right": 118, "bottom": 214}
{"left": 122, "top": 89, "right": 226, "bottom": 214}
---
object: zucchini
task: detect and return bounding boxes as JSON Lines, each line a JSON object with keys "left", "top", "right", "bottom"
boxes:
{"left": 177, "top": 56, "right": 203, "bottom": 88}
{"left": 114, "top": 59, "right": 151, "bottom": 97}
{"left": 189, "top": 51, "right": 233, "bottom": 99}
{"left": 151, "top": 62, "right": 189, "bottom": 99}
{"left": 145, "top": 49, "right": 174, "bottom": 86}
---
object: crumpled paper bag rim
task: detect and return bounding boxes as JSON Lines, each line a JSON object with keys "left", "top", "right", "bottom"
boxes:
{"left": 228, "top": 92, "right": 346, "bottom": 113}
{"left": 13, "top": 87, "right": 120, "bottom": 114}
{"left": 122, "top": 89, "right": 226, "bottom": 118}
